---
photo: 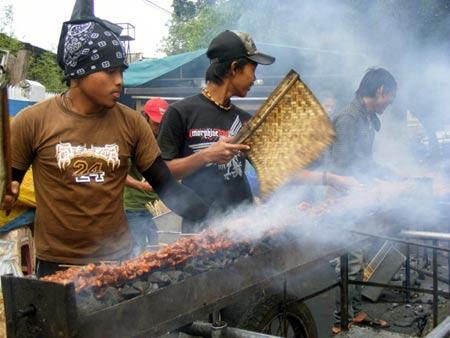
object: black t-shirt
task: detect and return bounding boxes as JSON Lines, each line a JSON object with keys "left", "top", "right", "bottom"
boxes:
{"left": 158, "top": 94, "right": 253, "bottom": 214}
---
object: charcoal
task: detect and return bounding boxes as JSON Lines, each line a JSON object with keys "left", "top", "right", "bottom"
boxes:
{"left": 184, "top": 260, "right": 208, "bottom": 273}
{"left": 120, "top": 284, "right": 141, "bottom": 299}
{"left": 77, "top": 293, "right": 106, "bottom": 314}
{"left": 148, "top": 271, "right": 171, "bottom": 286}
{"left": 224, "top": 251, "right": 239, "bottom": 259}
{"left": 203, "top": 260, "right": 224, "bottom": 269}
{"left": 132, "top": 280, "right": 149, "bottom": 294}
{"left": 165, "top": 270, "right": 184, "bottom": 283}
{"left": 223, "top": 258, "right": 234, "bottom": 266}
{"left": 102, "top": 287, "right": 124, "bottom": 306}
{"left": 193, "top": 266, "right": 209, "bottom": 273}
{"left": 256, "top": 241, "right": 272, "bottom": 251}
{"left": 182, "top": 263, "right": 195, "bottom": 274}
{"left": 181, "top": 271, "right": 192, "bottom": 278}
{"left": 214, "top": 251, "right": 226, "bottom": 260}
{"left": 249, "top": 245, "right": 268, "bottom": 256}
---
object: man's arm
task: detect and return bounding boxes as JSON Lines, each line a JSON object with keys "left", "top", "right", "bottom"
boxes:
{"left": 165, "top": 139, "right": 250, "bottom": 180}
{"left": 157, "top": 106, "right": 249, "bottom": 180}
{"left": 125, "top": 175, "right": 153, "bottom": 191}
{"left": 295, "top": 169, "right": 360, "bottom": 191}
{"left": 1, "top": 167, "right": 26, "bottom": 212}
{"left": 329, "top": 114, "right": 358, "bottom": 175}
{"left": 141, "top": 156, "right": 209, "bottom": 222}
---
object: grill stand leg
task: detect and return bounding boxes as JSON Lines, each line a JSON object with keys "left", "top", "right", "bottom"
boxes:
{"left": 406, "top": 244, "right": 411, "bottom": 303}
{"left": 340, "top": 253, "right": 349, "bottom": 332}
{"left": 433, "top": 240, "right": 439, "bottom": 328}
{"left": 212, "top": 310, "right": 221, "bottom": 327}
{"left": 448, "top": 239, "right": 450, "bottom": 294}
{"left": 282, "top": 279, "right": 288, "bottom": 337}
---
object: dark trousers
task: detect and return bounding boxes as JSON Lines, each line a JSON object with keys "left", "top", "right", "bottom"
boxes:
{"left": 332, "top": 250, "right": 364, "bottom": 325}
{"left": 125, "top": 210, "right": 158, "bottom": 257}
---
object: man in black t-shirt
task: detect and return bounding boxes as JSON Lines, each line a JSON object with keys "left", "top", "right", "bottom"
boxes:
{"left": 158, "top": 30, "right": 275, "bottom": 231}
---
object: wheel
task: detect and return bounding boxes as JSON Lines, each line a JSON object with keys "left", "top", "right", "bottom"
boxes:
{"left": 223, "top": 293, "right": 318, "bottom": 338}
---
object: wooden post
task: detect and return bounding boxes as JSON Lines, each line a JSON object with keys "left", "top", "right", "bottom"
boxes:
{"left": 0, "top": 49, "right": 11, "bottom": 203}
{"left": 9, "top": 49, "right": 31, "bottom": 86}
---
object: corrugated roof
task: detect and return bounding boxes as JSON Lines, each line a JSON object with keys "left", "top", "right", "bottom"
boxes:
{"left": 124, "top": 49, "right": 206, "bottom": 87}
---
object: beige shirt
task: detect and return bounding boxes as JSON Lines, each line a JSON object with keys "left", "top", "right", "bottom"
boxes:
{"left": 12, "top": 95, "right": 160, "bottom": 264}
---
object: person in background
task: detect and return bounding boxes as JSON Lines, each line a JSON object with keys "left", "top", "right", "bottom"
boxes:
{"left": 329, "top": 68, "right": 397, "bottom": 182}
{"left": 124, "top": 98, "right": 169, "bottom": 255}
{"left": 329, "top": 67, "right": 397, "bottom": 334}
{"left": 0, "top": 6, "right": 209, "bottom": 277}
{"left": 321, "top": 91, "right": 337, "bottom": 116}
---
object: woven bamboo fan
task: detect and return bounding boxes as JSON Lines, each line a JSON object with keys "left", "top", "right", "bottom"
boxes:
{"left": 234, "top": 69, "right": 335, "bottom": 197}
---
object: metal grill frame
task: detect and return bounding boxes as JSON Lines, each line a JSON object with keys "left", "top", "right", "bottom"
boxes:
{"left": 2, "top": 218, "right": 398, "bottom": 338}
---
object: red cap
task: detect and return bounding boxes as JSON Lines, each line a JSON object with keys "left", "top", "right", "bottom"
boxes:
{"left": 143, "top": 98, "right": 168, "bottom": 123}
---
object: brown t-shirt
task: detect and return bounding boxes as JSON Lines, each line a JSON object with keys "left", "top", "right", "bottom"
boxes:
{"left": 12, "top": 95, "right": 160, "bottom": 264}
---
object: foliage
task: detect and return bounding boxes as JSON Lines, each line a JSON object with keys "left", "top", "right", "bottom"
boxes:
{"left": 0, "top": 33, "right": 22, "bottom": 55}
{"left": 27, "top": 52, "right": 66, "bottom": 93}
{"left": 162, "top": 0, "right": 450, "bottom": 56}
{"left": 162, "top": 0, "right": 245, "bottom": 55}
{"left": 0, "top": 2, "right": 22, "bottom": 54}
{"left": 0, "top": 2, "right": 65, "bottom": 92}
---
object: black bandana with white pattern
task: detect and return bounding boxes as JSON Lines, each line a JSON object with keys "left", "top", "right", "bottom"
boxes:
{"left": 57, "top": 21, "right": 128, "bottom": 80}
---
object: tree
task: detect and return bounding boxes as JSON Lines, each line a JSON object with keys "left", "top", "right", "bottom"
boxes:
{"left": 162, "top": 0, "right": 245, "bottom": 55}
{"left": 0, "top": 2, "right": 22, "bottom": 54}
{"left": 0, "top": 2, "right": 66, "bottom": 92}
{"left": 162, "top": 0, "right": 450, "bottom": 56}
{"left": 27, "top": 52, "right": 66, "bottom": 93}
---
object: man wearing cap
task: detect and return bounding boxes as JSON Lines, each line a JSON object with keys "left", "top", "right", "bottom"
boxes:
{"left": 0, "top": 4, "right": 209, "bottom": 276}
{"left": 124, "top": 98, "right": 168, "bottom": 255}
{"left": 158, "top": 30, "right": 274, "bottom": 232}
{"left": 158, "top": 30, "right": 359, "bottom": 232}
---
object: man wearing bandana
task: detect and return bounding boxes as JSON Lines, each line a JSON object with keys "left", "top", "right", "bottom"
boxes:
{"left": 0, "top": 2, "right": 209, "bottom": 277}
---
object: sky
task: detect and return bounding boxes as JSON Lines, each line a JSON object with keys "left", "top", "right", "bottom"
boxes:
{"left": 2, "top": 0, "right": 172, "bottom": 58}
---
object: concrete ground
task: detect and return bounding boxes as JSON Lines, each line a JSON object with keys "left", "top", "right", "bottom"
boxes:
{"left": 335, "top": 326, "right": 412, "bottom": 337}
{"left": 304, "top": 250, "right": 450, "bottom": 337}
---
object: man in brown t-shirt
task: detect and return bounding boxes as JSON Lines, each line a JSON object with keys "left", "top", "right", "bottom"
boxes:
{"left": 1, "top": 12, "right": 208, "bottom": 276}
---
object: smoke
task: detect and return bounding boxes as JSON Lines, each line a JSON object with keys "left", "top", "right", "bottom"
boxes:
{"left": 201, "top": 0, "right": 450, "bottom": 246}
{"left": 232, "top": 0, "right": 450, "bottom": 174}
{"left": 209, "top": 178, "right": 439, "bottom": 250}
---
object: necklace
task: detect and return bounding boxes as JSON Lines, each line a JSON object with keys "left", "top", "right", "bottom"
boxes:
{"left": 62, "top": 92, "right": 74, "bottom": 111}
{"left": 202, "top": 88, "right": 232, "bottom": 111}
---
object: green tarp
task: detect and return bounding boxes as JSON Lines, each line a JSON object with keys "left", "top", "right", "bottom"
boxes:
{"left": 124, "top": 49, "right": 206, "bottom": 87}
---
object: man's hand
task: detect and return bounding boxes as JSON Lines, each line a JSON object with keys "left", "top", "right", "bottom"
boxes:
{"left": 328, "top": 174, "right": 361, "bottom": 192}
{"left": 126, "top": 175, "right": 154, "bottom": 192}
{"left": 1, "top": 181, "right": 20, "bottom": 214}
{"left": 202, "top": 139, "right": 250, "bottom": 165}
{"left": 298, "top": 201, "right": 312, "bottom": 210}
{"left": 139, "top": 181, "right": 154, "bottom": 192}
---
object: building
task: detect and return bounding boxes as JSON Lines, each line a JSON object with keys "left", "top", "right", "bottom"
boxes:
{"left": 122, "top": 43, "right": 370, "bottom": 114}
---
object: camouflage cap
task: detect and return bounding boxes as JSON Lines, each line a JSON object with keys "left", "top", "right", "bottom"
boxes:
{"left": 206, "top": 30, "right": 275, "bottom": 65}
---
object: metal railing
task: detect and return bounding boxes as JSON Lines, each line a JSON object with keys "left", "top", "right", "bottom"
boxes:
{"left": 338, "top": 229, "right": 450, "bottom": 332}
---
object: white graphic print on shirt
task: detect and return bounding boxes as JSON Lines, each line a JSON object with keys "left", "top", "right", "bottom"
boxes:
{"left": 188, "top": 116, "right": 244, "bottom": 181}
{"left": 55, "top": 142, "right": 120, "bottom": 183}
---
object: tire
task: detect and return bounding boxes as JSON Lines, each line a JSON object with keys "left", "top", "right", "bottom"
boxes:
{"left": 223, "top": 294, "right": 318, "bottom": 338}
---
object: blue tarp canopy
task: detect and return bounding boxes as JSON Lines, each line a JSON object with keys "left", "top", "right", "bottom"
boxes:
{"left": 124, "top": 49, "right": 206, "bottom": 87}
